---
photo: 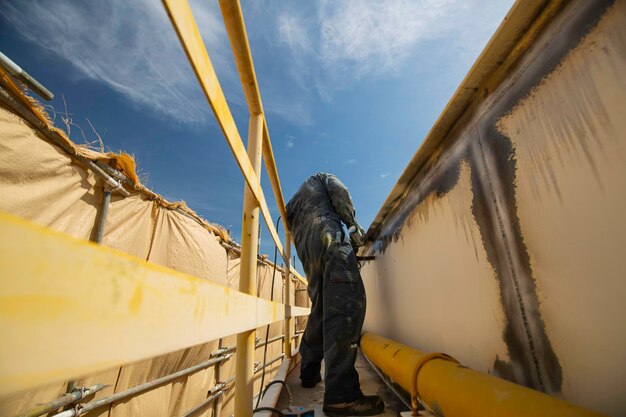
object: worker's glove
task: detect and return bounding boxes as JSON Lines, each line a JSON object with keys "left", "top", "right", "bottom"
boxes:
{"left": 348, "top": 223, "right": 366, "bottom": 249}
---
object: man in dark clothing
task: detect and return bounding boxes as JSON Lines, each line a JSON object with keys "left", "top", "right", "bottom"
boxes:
{"left": 286, "top": 173, "right": 384, "bottom": 416}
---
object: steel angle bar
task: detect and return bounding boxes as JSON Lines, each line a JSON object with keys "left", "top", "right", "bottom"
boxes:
{"left": 361, "top": 353, "right": 412, "bottom": 411}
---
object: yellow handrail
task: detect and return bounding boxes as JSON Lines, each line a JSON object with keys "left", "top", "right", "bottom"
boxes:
{"left": 0, "top": 212, "right": 310, "bottom": 396}
{"left": 162, "top": 0, "right": 307, "bottom": 286}
{"left": 217, "top": 0, "right": 289, "bottom": 225}
{"left": 162, "top": 1, "right": 309, "bottom": 415}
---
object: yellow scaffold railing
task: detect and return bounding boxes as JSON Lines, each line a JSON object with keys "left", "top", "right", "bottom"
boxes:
{"left": 0, "top": 3, "right": 310, "bottom": 417}
{"left": 161, "top": 1, "right": 306, "bottom": 416}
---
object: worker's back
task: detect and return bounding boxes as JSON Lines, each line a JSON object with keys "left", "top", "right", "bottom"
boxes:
{"left": 286, "top": 173, "right": 342, "bottom": 244}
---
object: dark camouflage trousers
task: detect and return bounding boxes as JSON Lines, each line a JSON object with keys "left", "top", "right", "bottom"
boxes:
{"left": 297, "top": 216, "right": 366, "bottom": 404}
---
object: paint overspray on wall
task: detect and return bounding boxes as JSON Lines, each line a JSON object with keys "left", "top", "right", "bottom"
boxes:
{"left": 361, "top": 2, "right": 625, "bottom": 415}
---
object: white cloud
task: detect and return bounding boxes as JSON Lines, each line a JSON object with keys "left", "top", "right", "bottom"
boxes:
{"left": 286, "top": 139, "right": 295, "bottom": 148}
{"left": 276, "top": 0, "right": 509, "bottom": 100}
{"left": 318, "top": 0, "right": 454, "bottom": 76}
{"left": 2, "top": 0, "right": 513, "bottom": 128}
{"left": 1, "top": 0, "right": 233, "bottom": 125}
{"left": 265, "top": 93, "right": 313, "bottom": 126}
{"left": 380, "top": 173, "right": 390, "bottom": 178}
{"left": 277, "top": 0, "right": 458, "bottom": 85}
{"left": 277, "top": 13, "right": 312, "bottom": 57}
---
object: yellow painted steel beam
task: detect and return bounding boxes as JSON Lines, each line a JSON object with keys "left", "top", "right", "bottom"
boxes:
{"left": 291, "top": 270, "right": 307, "bottom": 286}
{"left": 285, "top": 305, "right": 310, "bottom": 318}
{"left": 217, "top": 0, "right": 307, "bottom": 288}
{"left": 284, "top": 231, "right": 292, "bottom": 357}
{"left": 217, "top": 0, "right": 290, "bottom": 228}
{"left": 162, "top": 0, "right": 307, "bottom": 287}
{"left": 360, "top": 333, "right": 606, "bottom": 417}
{"left": 0, "top": 212, "right": 309, "bottom": 397}
{"left": 217, "top": 0, "right": 262, "bottom": 115}
{"left": 235, "top": 113, "right": 263, "bottom": 417}
{"left": 161, "top": 0, "right": 288, "bottom": 268}
{"left": 262, "top": 124, "right": 288, "bottom": 226}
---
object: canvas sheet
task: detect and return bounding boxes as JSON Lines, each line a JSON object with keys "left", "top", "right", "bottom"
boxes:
{"left": 0, "top": 76, "right": 308, "bottom": 417}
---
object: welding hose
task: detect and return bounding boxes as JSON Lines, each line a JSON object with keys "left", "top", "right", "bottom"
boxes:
{"left": 253, "top": 407, "right": 286, "bottom": 416}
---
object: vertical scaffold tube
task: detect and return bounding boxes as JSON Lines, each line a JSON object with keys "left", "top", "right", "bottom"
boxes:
{"left": 234, "top": 113, "right": 264, "bottom": 417}
{"left": 284, "top": 231, "right": 292, "bottom": 356}
{"left": 93, "top": 189, "right": 111, "bottom": 244}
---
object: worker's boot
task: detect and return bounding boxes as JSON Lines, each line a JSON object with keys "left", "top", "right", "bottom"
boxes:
{"left": 300, "top": 374, "right": 321, "bottom": 388}
{"left": 323, "top": 395, "right": 385, "bottom": 416}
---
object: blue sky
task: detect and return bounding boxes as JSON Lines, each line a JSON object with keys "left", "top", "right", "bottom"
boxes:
{"left": 0, "top": 0, "right": 513, "bottom": 265}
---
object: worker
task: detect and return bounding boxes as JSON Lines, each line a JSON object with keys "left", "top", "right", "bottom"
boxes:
{"left": 286, "top": 173, "right": 384, "bottom": 416}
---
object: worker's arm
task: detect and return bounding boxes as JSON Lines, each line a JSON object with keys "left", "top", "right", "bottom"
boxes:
{"left": 317, "top": 173, "right": 365, "bottom": 248}
{"left": 318, "top": 173, "right": 356, "bottom": 224}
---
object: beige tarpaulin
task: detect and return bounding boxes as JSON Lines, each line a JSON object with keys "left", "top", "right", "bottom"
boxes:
{"left": 0, "top": 69, "right": 308, "bottom": 417}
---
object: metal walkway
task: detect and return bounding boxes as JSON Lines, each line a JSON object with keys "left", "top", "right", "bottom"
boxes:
{"left": 276, "top": 353, "right": 408, "bottom": 416}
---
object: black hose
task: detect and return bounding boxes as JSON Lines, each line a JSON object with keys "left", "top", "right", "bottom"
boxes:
{"left": 255, "top": 216, "right": 282, "bottom": 408}
{"left": 253, "top": 407, "right": 286, "bottom": 416}
{"left": 262, "top": 380, "right": 287, "bottom": 397}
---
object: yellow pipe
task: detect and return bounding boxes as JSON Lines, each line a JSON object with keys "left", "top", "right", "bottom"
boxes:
{"left": 360, "top": 333, "right": 606, "bottom": 417}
